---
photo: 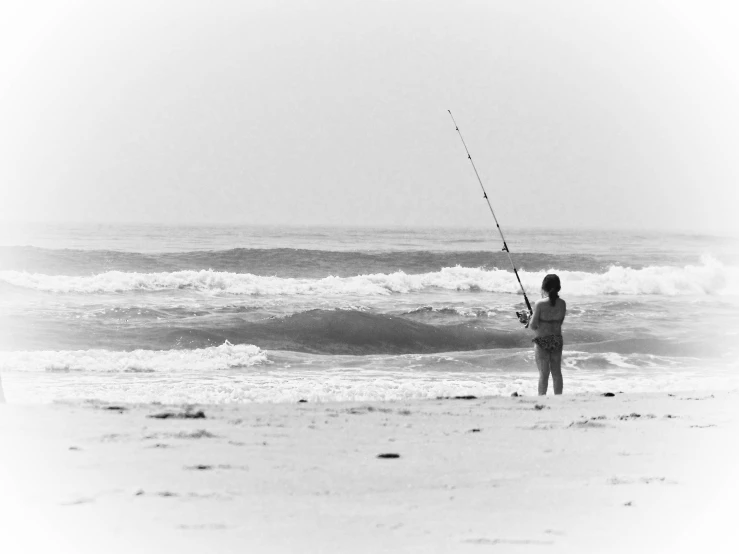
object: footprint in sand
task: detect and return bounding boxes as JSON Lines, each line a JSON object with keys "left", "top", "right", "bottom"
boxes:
{"left": 61, "top": 497, "right": 96, "bottom": 506}
{"left": 100, "top": 433, "right": 131, "bottom": 442}
{"left": 184, "top": 464, "right": 249, "bottom": 471}
{"left": 178, "top": 524, "right": 230, "bottom": 530}
{"left": 62, "top": 489, "right": 123, "bottom": 505}
{"left": 144, "top": 429, "right": 218, "bottom": 440}
{"left": 463, "top": 538, "right": 554, "bottom": 546}
{"left": 608, "top": 476, "right": 677, "bottom": 485}
{"left": 525, "top": 423, "right": 558, "bottom": 430}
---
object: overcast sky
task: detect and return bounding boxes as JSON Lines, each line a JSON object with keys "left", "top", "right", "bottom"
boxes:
{"left": 1, "top": 0, "right": 737, "bottom": 235}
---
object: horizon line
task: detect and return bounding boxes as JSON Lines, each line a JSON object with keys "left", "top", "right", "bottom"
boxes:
{"left": 1, "top": 220, "right": 737, "bottom": 239}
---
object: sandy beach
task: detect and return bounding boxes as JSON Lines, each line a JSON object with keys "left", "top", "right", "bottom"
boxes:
{"left": 2, "top": 390, "right": 737, "bottom": 554}
{"left": 3, "top": 0, "right": 739, "bottom": 551}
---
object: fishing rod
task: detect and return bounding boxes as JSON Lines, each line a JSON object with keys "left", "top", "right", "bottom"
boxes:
{"left": 447, "top": 110, "right": 533, "bottom": 326}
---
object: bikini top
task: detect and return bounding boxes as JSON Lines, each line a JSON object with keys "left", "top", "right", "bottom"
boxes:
{"left": 539, "top": 316, "right": 564, "bottom": 323}
{"left": 538, "top": 311, "right": 565, "bottom": 324}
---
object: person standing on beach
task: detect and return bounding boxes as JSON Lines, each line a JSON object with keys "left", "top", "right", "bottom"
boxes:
{"left": 529, "top": 274, "right": 566, "bottom": 395}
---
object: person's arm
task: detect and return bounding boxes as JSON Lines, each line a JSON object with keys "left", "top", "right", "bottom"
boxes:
{"left": 529, "top": 300, "right": 542, "bottom": 331}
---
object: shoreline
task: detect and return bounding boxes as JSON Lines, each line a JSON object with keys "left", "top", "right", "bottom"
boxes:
{"left": 3, "top": 360, "right": 737, "bottom": 405}
{"left": 2, "top": 389, "right": 738, "bottom": 553}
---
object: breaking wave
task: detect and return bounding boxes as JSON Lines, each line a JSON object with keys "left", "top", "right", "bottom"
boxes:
{"left": 0, "top": 257, "right": 734, "bottom": 296}
{"left": 0, "top": 342, "right": 269, "bottom": 373}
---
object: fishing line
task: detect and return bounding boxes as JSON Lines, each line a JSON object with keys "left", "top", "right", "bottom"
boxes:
{"left": 447, "top": 110, "right": 533, "bottom": 325}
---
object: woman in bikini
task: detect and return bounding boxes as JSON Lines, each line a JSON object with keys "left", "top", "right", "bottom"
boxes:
{"left": 529, "top": 274, "right": 566, "bottom": 395}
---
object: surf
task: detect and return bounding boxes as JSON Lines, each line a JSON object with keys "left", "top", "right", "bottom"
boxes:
{"left": 0, "top": 342, "right": 269, "bottom": 373}
{"left": 1, "top": 256, "right": 734, "bottom": 296}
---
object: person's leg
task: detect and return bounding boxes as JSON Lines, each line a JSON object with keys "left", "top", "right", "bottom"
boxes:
{"left": 550, "top": 348, "right": 563, "bottom": 395}
{"left": 535, "top": 345, "right": 550, "bottom": 395}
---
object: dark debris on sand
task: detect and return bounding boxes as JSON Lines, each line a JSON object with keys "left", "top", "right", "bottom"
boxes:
{"left": 135, "top": 490, "right": 180, "bottom": 497}
{"left": 568, "top": 420, "right": 607, "bottom": 429}
{"left": 346, "top": 406, "right": 393, "bottom": 415}
{"left": 618, "top": 413, "right": 656, "bottom": 421}
{"left": 148, "top": 410, "right": 206, "bottom": 420}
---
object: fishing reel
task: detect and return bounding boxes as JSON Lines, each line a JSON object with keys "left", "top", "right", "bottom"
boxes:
{"left": 516, "top": 310, "right": 532, "bottom": 328}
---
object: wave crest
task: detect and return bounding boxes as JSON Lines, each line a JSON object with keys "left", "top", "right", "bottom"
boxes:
{"left": 0, "top": 342, "right": 269, "bottom": 373}
{"left": 0, "top": 257, "right": 734, "bottom": 296}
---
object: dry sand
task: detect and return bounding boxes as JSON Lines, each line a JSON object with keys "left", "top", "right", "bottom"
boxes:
{"left": 2, "top": 390, "right": 738, "bottom": 553}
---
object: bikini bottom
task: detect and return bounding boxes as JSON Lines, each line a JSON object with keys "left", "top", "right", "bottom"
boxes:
{"left": 533, "top": 334, "right": 564, "bottom": 352}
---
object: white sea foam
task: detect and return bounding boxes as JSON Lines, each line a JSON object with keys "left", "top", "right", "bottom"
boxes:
{"left": 3, "top": 365, "right": 737, "bottom": 405}
{"left": 1, "top": 345, "right": 737, "bottom": 404}
{"left": 0, "top": 257, "right": 735, "bottom": 296}
{"left": 0, "top": 342, "right": 269, "bottom": 373}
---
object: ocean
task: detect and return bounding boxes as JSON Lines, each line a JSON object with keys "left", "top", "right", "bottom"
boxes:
{"left": 1, "top": 224, "right": 737, "bottom": 404}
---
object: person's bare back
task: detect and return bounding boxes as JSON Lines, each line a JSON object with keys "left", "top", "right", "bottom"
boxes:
{"left": 530, "top": 297, "right": 566, "bottom": 337}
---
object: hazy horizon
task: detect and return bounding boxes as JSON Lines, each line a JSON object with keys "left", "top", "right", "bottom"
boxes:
{"left": 2, "top": 0, "right": 738, "bottom": 236}
{"left": 3, "top": 220, "right": 738, "bottom": 242}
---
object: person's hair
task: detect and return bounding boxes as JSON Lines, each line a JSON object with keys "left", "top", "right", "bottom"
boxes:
{"left": 541, "top": 274, "right": 561, "bottom": 307}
